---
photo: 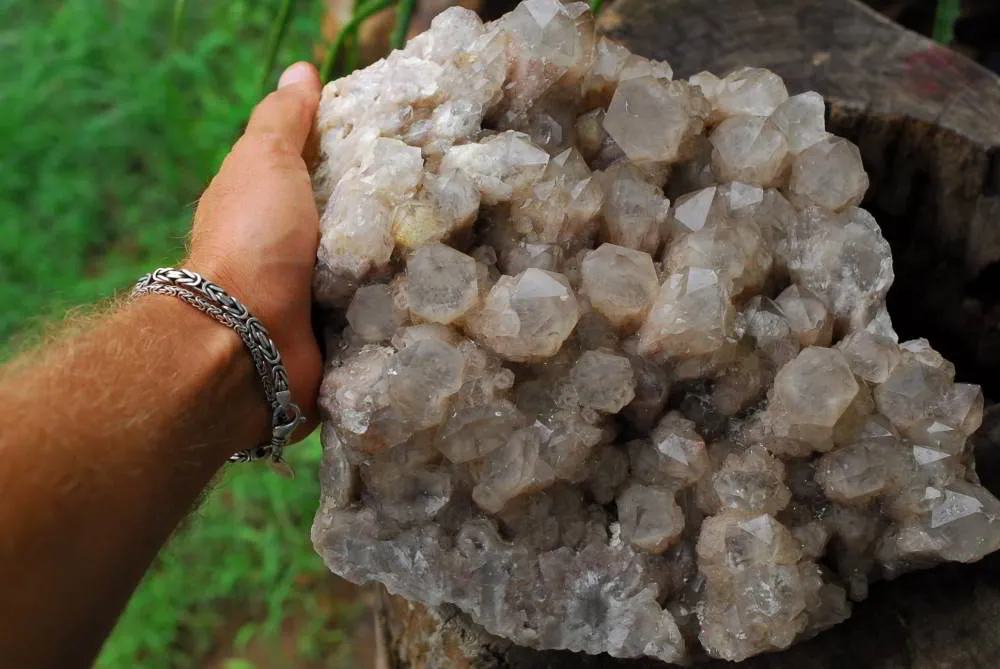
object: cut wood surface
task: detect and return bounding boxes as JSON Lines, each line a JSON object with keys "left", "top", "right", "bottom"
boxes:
{"left": 372, "top": 0, "right": 1000, "bottom": 666}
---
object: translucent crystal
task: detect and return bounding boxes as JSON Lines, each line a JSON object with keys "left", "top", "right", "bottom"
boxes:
{"left": 710, "top": 115, "right": 790, "bottom": 186}
{"left": 440, "top": 131, "right": 550, "bottom": 204}
{"left": 874, "top": 346, "right": 953, "bottom": 431}
{"left": 580, "top": 243, "right": 659, "bottom": 331}
{"left": 467, "top": 268, "right": 580, "bottom": 362}
{"left": 630, "top": 411, "right": 710, "bottom": 486}
{"left": 775, "top": 284, "right": 833, "bottom": 347}
{"left": 362, "top": 460, "right": 453, "bottom": 526}
{"left": 713, "top": 445, "right": 791, "bottom": 514}
{"left": 771, "top": 91, "right": 829, "bottom": 153}
{"left": 311, "top": 8, "right": 999, "bottom": 663}
{"left": 836, "top": 330, "right": 900, "bottom": 383}
{"left": 664, "top": 216, "right": 772, "bottom": 297}
{"left": 346, "top": 283, "right": 408, "bottom": 342}
{"left": 604, "top": 77, "right": 707, "bottom": 166}
{"left": 389, "top": 337, "right": 465, "bottom": 428}
{"left": 407, "top": 243, "right": 479, "bottom": 324}
{"left": 815, "top": 440, "right": 897, "bottom": 504}
{"left": 473, "top": 426, "right": 556, "bottom": 513}
{"left": 617, "top": 483, "right": 685, "bottom": 554}
{"left": 742, "top": 296, "right": 800, "bottom": 368}
{"left": 596, "top": 161, "right": 669, "bottom": 254}
{"left": 788, "top": 136, "right": 869, "bottom": 211}
{"left": 436, "top": 400, "right": 522, "bottom": 463}
{"left": 637, "top": 268, "right": 737, "bottom": 369}
{"left": 713, "top": 67, "right": 789, "bottom": 119}
{"left": 783, "top": 207, "right": 894, "bottom": 332}
{"left": 765, "top": 347, "right": 860, "bottom": 454}
{"left": 570, "top": 349, "right": 636, "bottom": 413}
{"left": 668, "top": 185, "right": 726, "bottom": 235}
{"left": 510, "top": 147, "right": 603, "bottom": 245}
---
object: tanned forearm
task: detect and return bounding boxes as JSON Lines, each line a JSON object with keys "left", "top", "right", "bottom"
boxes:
{"left": 0, "top": 296, "right": 269, "bottom": 667}
{"left": 0, "top": 63, "right": 323, "bottom": 668}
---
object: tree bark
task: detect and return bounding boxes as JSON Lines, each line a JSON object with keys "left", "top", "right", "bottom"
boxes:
{"left": 374, "top": 0, "right": 1000, "bottom": 666}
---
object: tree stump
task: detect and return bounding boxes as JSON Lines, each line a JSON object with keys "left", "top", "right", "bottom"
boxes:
{"left": 372, "top": 0, "right": 1000, "bottom": 666}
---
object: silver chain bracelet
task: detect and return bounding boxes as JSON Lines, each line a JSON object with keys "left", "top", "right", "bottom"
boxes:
{"left": 131, "top": 267, "right": 305, "bottom": 476}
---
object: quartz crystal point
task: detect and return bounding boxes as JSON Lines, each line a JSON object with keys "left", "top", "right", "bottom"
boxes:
{"left": 310, "top": 3, "right": 1000, "bottom": 664}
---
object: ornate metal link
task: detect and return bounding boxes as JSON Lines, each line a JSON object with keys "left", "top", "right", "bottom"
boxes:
{"left": 131, "top": 268, "right": 305, "bottom": 474}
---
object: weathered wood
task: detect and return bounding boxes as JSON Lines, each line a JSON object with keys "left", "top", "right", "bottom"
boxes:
{"left": 375, "top": 1, "right": 1000, "bottom": 666}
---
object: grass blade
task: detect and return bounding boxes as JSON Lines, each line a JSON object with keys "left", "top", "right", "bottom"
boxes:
{"left": 345, "top": 31, "right": 360, "bottom": 73}
{"left": 589, "top": 0, "right": 602, "bottom": 14}
{"left": 260, "top": 0, "right": 298, "bottom": 94}
{"left": 320, "top": 0, "right": 396, "bottom": 82}
{"left": 170, "top": 0, "right": 187, "bottom": 49}
{"left": 390, "top": 0, "right": 417, "bottom": 50}
{"left": 347, "top": 0, "right": 362, "bottom": 73}
{"left": 933, "top": 0, "right": 961, "bottom": 45}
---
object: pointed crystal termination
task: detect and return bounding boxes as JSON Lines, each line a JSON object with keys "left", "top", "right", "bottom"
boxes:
{"left": 788, "top": 136, "right": 869, "bottom": 211}
{"left": 311, "top": 5, "right": 999, "bottom": 663}
{"left": 580, "top": 243, "right": 659, "bottom": 331}
{"left": 709, "top": 115, "right": 790, "bottom": 187}
{"left": 603, "top": 77, "right": 709, "bottom": 167}
{"left": 637, "top": 268, "right": 737, "bottom": 375}
{"left": 406, "top": 243, "right": 480, "bottom": 324}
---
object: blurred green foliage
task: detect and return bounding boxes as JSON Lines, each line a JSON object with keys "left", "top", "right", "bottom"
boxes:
{"left": 1, "top": 0, "right": 361, "bottom": 667}
{"left": 99, "top": 436, "right": 365, "bottom": 669}
{"left": 0, "top": 0, "right": 323, "bottom": 343}
{"left": 933, "top": 0, "right": 961, "bottom": 45}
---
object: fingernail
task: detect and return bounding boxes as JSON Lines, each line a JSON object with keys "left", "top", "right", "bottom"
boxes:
{"left": 278, "top": 62, "right": 313, "bottom": 89}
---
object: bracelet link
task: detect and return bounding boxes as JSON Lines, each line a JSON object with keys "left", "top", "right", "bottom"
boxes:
{"left": 131, "top": 267, "right": 303, "bottom": 476}
{"left": 272, "top": 390, "right": 305, "bottom": 443}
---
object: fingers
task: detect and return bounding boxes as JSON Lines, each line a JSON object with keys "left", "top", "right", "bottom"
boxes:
{"left": 194, "top": 61, "right": 323, "bottom": 243}
{"left": 187, "top": 63, "right": 325, "bottom": 429}
{"left": 245, "top": 62, "right": 322, "bottom": 153}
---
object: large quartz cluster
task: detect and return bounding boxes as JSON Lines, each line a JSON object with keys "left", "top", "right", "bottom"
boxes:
{"left": 309, "top": 1, "right": 1000, "bottom": 663}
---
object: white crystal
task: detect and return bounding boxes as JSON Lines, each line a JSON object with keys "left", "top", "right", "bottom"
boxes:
{"left": 407, "top": 243, "right": 479, "bottom": 324}
{"left": 713, "top": 67, "right": 789, "bottom": 118}
{"left": 604, "top": 77, "right": 707, "bottom": 166}
{"left": 788, "top": 136, "right": 869, "bottom": 211}
{"left": 597, "top": 161, "right": 669, "bottom": 254}
{"left": 765, "top": 347, "right": 860, "bottom": 454}
{"left": 310, "top": 9, "right": 999, "bottom": 664}
{"left": 441, "top": 131, "right": 550, "bottom": 205}
{"left": 771, "top": 91, "right": 828, "bottom": 153}
{"left": 467, "top": 268, "right": 580, "bottom": 362}
{"left": 346, "top": 283, "right": 407, "bottom": 342}
{"left": 580, "top": 243, "right": 659, "bottom": 331}
{"left": 710, "top": 115, "right": 790, "bottom": 186}
{"left": 617, "top": 483, "right": 685, "bottom": 554}
{"left": 637, "top": 268, "right": 737, "bottom": 372}
{"left": 570, "top": 349, "right": 636, "bottom": 413}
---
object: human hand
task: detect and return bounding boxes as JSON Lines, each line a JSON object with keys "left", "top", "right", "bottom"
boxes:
{"left": 187, "top": 62, "right": 323, "bottom": 440}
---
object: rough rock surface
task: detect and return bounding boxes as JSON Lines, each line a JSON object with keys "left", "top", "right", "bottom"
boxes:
{"left": 308, "top": 1, "right": 1000, "bottom": 663}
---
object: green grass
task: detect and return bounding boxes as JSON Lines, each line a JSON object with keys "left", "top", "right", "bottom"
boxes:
{"left": 933, "top": 0, "right": 961, "bottom": 45}
{"left": 98, "top": 435, "right": 364, "bottom": 669}
{"left": 1, "top": 1, "right": 360, "bottom": 667}
{"left": 0, "top": 0, "right": 323, "bottom": 344}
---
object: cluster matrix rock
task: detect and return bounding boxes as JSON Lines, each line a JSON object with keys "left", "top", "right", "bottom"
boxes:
{"left": 307, "top": 0, "right": 1000, "bottom": 663}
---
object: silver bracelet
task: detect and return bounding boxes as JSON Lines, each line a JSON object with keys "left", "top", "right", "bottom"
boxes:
{"left": 131, "top": 267, "right": 305, "bottom": 476}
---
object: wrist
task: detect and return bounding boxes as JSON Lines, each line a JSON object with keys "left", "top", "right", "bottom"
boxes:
{"left": 182, "top": 255, "right": 322, "bottom": 444}
{"left": 126, "top": 293, "right": 272, "bottom": 459}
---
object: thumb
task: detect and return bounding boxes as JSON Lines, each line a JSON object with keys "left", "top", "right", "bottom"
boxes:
{"left": 244, "top": 62, "right": 322, "bottom": 151}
